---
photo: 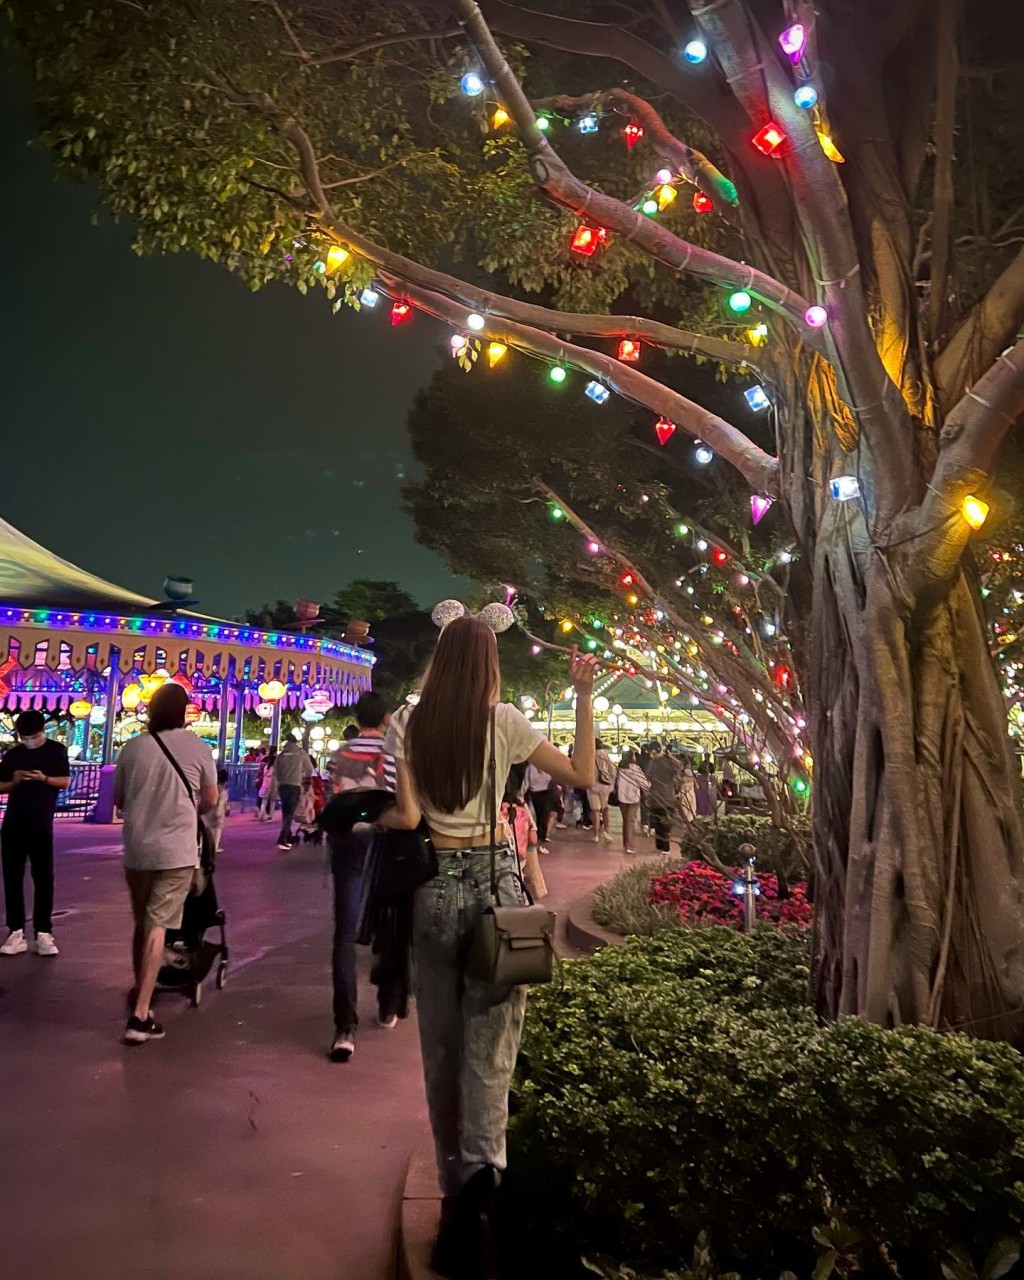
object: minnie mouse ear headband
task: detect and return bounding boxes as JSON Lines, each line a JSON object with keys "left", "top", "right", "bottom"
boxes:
{"left": 431, "top": 599, "right": 516, "bottom": 634}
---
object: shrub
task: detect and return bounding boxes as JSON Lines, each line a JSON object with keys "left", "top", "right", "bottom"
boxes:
{"left": 678, "top": 813, "right": 811, "bottom": 878}
{"left": 510, "top": 928, "right": 1024, "bottom": 1279}
{"left": 591, "top": 857, "right": 681, "bottom": 937}
{"left": 650, "top": 861, "right": 812, "bottom": 929}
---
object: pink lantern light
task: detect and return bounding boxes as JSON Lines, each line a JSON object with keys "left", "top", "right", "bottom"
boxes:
{"left": 750, "top": 494, "right": 774, "bottom": 525}
{"left": 778, "top": 23, "right": 806, "bottom": 62}
{"left": 805, "top": 304, "right": 828, "bottom": 328}
{"left": 587, "top": 540, "right": 601, "bottom": 554}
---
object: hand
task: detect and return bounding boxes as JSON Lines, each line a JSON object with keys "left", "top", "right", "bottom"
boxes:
{"left": 11, "top": 770, "right": 29, "bottom": 784}
{"left": 568, "top": 646, "right": 600, "bottom": 695}
{"left": 24, "top": 770, "right": 47, "bottom": 783}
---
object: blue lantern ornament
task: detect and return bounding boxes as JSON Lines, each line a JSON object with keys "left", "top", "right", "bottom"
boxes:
{"left": 578, "top": 112, "right": 599, "bottom": 134}
{"left": 585, "top": 381, "right": 610, "bottom": 404}
{"left": 460, "top": 72, "right": 485, "bottom": 97}
{"left": 744, "top": 384, "right": 771, "bottom": 412}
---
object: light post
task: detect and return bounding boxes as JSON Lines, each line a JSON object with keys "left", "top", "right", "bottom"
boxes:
{"left": 608, "top": 704, "right": 627, "bottom": 750}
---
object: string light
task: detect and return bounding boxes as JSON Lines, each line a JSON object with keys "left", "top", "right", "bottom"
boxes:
{"left": 963, "top": 496, "right": 990, "bottom": 530}
{"left": 816, "top": 130, "right": 845, "bottom": 163}
{"left": 570, "top": 225, "right": 609, "bottom": 256}
{"left": 549, "top": 365, "right": 567, "bottom": 384}
{"left": 805, "top": 305, "right": 828, "bottom": 328}
{"left": 656, "top": 184, "right": 678, "bottom": 210}
{"left": 550, "top": 504, "right": 565, "bottom": 521}
{"left": 390, "top": 300, "right": 412, "bottom": 325}
{"left": 746, "top": 322, "right": 768, "bottom": 346}
{"left": 682, "top": 39, "right": 708, "bottom": 63}
{"left": 744, "top": 384, "right": 770, "bottom": 411}
{"left": 624, "top": 122, "right": 643, "bottom": 149}
{"left": 728, "top": 290, "right": 753, "bottom": 313}
{"left": 641, "top": 198, "right": 659, "bottom": 216}
{"left": 486, "top": 341, "right": 507, "bottom": 367}
{"left": 461, "top": 72, "right": 484, "bottom": 97}
{"left": 325, "top": 245, "right": 350, "bottom": 272}
{"left": 752, "top": 123, "right": 786, "bottom": 155}
{"left": 794, "top": 84, "right": 818, "bottom": 109}
{"left": 587, "top": 540, "right": 601, "bottom": 554}
{"left": 675, "top": 523, "right": 689, "bottom": 537}
{"left": 450, "top": 334, "right": 469, "bottom": 356}
{"left": 359, "top": 287, "right": 380, "bottom": 307}
{"left": 778, "top": 23, "right": 807, "bottom": 61}
{"left": 536, "top": 115, "right": 550, "bottom": 131}
{"left": 585, "top": 381, "right": 610, "bottom": 404}
{"left": 617, "top": 339, "right": 641, "bottom": 362}
{"left": 578, "top": 112, "right": 599, "bottom": 134}
{"left": 692, "top": 191, "right": 714, "bottom": 214}
{"left": 830, "top": 476, "right": 860, "bottom": 501}
{"left": 492, "top": 106, "right": 510, "bottom": 128}
{"left": 750, "top": 495, "right": 773, "bottom": 525}
{"left": 466, "top": 312, "right": 485, "bottom": 331}
{"left": 655, "top": 417, "right": 677, "bottom": 446}
{"left": 695, "top": 443, "right": 714, "bottom": 465}
{"left": 655, "top": 168, "right": 673, "bottom": 184}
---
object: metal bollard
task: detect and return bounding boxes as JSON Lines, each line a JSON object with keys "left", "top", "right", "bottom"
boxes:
{"left": 732, "top": 842, "right": 761, "bottom": 931}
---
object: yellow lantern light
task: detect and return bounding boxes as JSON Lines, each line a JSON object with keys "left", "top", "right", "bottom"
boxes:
{"left": 139, "top": 673, "right": 168, "bottom": 704}
{"left": 325, "top": 245, "right": 350, "bottom": 272}
{"left": 492, "top": 106, "right": 510, "bottom": 128}
{"left": 68, "top": 700, "right": 92, "bottom": 719}
{"left": 559, "top": 619, "right": 574, "bottom": 634}
{"left": 121, "top": 684, "right": 143, "bottom": 710}
{"left": 258, "top": 679, "right": 287, "bottom": 703}
{"left": 656, "top": 183, "right": 678, "bottom": 210}
{"left": 962, "top": 495, "right": 989, "bottom": 530}
{"left": 815, "top": 130, "right": 845, "bottom": 163}
{"left": 746, "top": 322, "right": 769, "bottom": 346}
{"left": 486, "top": 341, "right": 508, "bottom": 367}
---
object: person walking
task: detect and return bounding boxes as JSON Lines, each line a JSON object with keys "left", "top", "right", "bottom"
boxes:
{"left": 325, "top": 691, "right": 397, "bottom": 1064}
{"left": 0, "top": 711, "right": 70, "bottom": 957}
{"left": 114, "top": 683, "right": 217, "bottom": 1044}
{"left": 273, "top": 736, "right": 313, "bottom": 850}
{"left": 588, "top": 738, "right": 616, "bottom": 844}
{"left": 678, "top": 756, "right": 698, "bottom": 827}
{"left": 255, "top": 746, "right": 277, "bottom": 821}
{"left": 647, "top": 744, "right": 682, "bottom": 853}
{"left": 381, "top": 616, "right": 597, "bottom": 1280}
{"left": 615, "top": 749, "right": 650, "bottom": 855}
{"left": 524, "top": 760, "right": 554, "bottom": 854}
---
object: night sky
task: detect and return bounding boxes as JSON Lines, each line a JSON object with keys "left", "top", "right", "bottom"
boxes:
{"left": 0, "top": 56, "right": 466, "bottom": 622}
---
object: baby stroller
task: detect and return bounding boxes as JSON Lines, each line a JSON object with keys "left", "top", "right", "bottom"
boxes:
{"left": 156, "top": 853, "right": 229, "bottom": 1008}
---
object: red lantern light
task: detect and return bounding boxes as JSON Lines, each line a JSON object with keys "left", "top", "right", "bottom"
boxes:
{"left": 570, "top": 225, "right": 609, "bottom": 256}
{"left": 752, "top": 123, "right": 786, "bottom": 156}
{"left": 712, "top": 547, "right": 728, "bottom": 565}
{"left": 390, "top": 300, "right": 412, "bottom": 325}
{"left": 655, "top": 417, "right": 677, "bottom": 446}
{"left": 624, "top": 122, "right": 643, "bottom": 150}
{"left": 617, "top": 338, "right": 641, "bottom": 363}
{"left": 692, "top": 191, "right": 714, "bottom": 214}
{"left": 619, "top": 571, "right": 635, "bottom": 588}
{"left": 774, "top": 665, "right": 792, "bottom": 689}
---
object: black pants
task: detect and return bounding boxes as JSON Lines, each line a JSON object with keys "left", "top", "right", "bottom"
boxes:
{"left": 331, "top": 833, "right": 401, "bottom": 1033}
{"left": 650, "top": 806, "right": 673, "bottom": 853}
{"left": 528, "top": 789, "right": 553, "bottom": 843}
{"left": 2, "top": 826, "right": 54, "bottom": 933}
{"left": 277, "top": 783, "right": 301, "bottom": 844}
{"left": 575, "top": 789, "right": 592, "bottom": 827}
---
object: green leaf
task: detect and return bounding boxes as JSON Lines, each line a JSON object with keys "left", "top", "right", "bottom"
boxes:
{"left": 981, "top": 1238, "right": 1022, "bottom": 1280}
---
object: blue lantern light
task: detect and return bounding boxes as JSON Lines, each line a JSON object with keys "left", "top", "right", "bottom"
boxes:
{"left": 744, "top": 384, "right": 771, "bottom": 412}
{"left": 695, "top": 443, "right": 714, "bottom": 465}
{"left": 460, "top": 72, "right": 485, "bottom": 97}
{"left": 682, "top": 39, "right": 708, "bottom": 63}
{"left": 585, "top": 381, "right": 610, "bottom": 404}
{"left": 578, "top": 112, "right": 599, "bottom": 134}
{"left": 359, "top": 287, "right": 380, "bottom": 307}
{"left": 794, "top": 84, "right": 818, "bottom": 109}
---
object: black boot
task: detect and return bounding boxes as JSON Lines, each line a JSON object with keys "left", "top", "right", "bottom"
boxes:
{"left": 429, "top": 1168, "right": 498, "bottom": 1280}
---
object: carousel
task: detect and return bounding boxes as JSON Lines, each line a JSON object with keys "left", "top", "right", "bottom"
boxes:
{"left": 0, "top": 518, "right": 375, "bottom": 819}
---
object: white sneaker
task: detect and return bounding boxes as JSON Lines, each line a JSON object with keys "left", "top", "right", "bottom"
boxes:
{"left": 35, "top": 932, "right": 59, "bottom": 957}
{"left": 377, "top": 1015, "right": 399, "bottom": 1029}
{"left": 0, "top": 929, "right": 28, "bottom": 956}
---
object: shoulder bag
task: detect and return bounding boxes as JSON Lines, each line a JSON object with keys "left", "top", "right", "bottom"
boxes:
{"left": 150, "top": 731, "right": 217, "bottom": 882}
{"left": 465, "top": 708, "right": 557, "bottom": 986}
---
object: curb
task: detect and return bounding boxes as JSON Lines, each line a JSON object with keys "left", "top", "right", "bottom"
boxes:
{"left": 565, "top": 892, "right": 626, "bottom": 954}
{"left": 398, "top": 1137, "right": 443, "bottom": 1280}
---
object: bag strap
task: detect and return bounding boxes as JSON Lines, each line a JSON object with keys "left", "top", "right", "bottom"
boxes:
{"left": 150, "top": 730, "right": 196, "bottom": 809}
{"left": 488, "top": 706, "right": 498, "bottom": 898}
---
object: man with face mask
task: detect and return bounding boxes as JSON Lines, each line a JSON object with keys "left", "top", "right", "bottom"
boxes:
{"left": 0, "top": 711, "right": 71, "bottom": 956}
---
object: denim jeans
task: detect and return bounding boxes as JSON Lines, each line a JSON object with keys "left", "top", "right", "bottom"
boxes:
{"left": 413, "top": 846, "right": 527, "bottom": 1196}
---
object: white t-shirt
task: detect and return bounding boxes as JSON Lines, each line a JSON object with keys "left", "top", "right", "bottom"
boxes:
{"left": 115, "top": 729, "right": 217, "bottom": 871}
{"left": 385, "top": 701, "right": 543, "bottom": 839}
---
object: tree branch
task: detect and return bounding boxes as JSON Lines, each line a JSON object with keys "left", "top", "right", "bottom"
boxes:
{"left": 307, "top": 24, "right": 463, "bottom": 66}
{"left": 934, "top": 246, "right": 1024, "bottom": 411}
{"left": 927, "top": 0, "right": 960, "bottom": 344}
{"left": 451, "top": 0, "right": 817, "bottom": 333}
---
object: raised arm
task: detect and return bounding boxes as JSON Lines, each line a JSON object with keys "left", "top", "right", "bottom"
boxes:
{"left": 526, "top": 650, "right": 598, "bottom": 790}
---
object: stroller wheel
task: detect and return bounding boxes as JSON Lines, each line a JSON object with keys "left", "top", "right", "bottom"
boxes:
{"left": 190, "top": 982, "right": 203, "bottom": 1008}
{"left": 216, "top": 960, "right": 228, "bottom": 990}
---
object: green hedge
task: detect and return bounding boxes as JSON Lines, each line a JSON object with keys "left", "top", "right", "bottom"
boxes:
{"left": 678, "top": 813, "right": 811, "bottom": 878}
{"left": 509, "top": 928, "right": 1024, "bottom": 1278}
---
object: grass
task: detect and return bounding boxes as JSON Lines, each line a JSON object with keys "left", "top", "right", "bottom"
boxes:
{"left": 590, "top": 856, "right": 681, "bottom": 937}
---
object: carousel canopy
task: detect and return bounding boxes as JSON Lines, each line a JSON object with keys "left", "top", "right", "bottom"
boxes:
{"left": 0, "top": 517, "right": 374, "bottom": 710}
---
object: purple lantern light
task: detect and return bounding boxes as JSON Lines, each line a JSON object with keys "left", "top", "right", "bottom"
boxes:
{"left": 778, "top": 23, "right": 806, "bottom": 62}
{"left": 750, "top": 494, "right": 774, "bottom": 526}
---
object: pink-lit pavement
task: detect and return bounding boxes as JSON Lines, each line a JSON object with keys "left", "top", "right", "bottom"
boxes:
{"left": 0, "top": 811, "right": 638, "bottom": 1280}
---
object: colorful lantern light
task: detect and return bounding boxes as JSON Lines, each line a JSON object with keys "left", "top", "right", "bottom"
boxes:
{"left": 750, "top": 494, "right": 774, "bottom": 525}
{"left": 692, "top": 191, "right": 714, "bottom": 214}
{"left": 390, "top": 300, "right": 412, "bottom": 325}
{"left": 805, "top": 305, "right": 828, "bottom": 328}
{"left": 450, "top": 334, "right": 469, "bottom": 357}
{"left": 585, "top": 381, "right": 610, "bottom": 404}
{"left": 570, "top": 225, "right": 608, "bottom": 256}
{"left": 656, "top": 183, "right": 677, "bottom": 210}
{"left": 578, "top": 112, "right": 599, "bottom": 134}
{"left": 624, "top": 122, "right": 643, "bottom": 149}
{"left": 184, "top": 703, "right": 202, "bottom": 726}
{"left": 120, "top": 684, "right": 143, "bottom": 711}
{"left": 641, "top": 198, "right": 659, "bottom": 216}
{"left": 549, "top": 365, "right": 567, "bottom": 384}
{"left": 466, "top": 312, "right": 485, "bottom": 331}
{"left": 655, "top": 417, "right": 677, "bottom": 446}
{"left": 963, "top": 495, "right": 990, "bottom": 530}
{"left": 492, "top": 106, "right": 510, "bottom": 128}
{"left": 816, "top": 130, "right": 845, "bottom": 163}
{"left": 325, "top": 245, "right": 350, "bottom": 272}
{"left": 358, "top": 288, "right": 379, "bottom": 309}
{"left": 728, "top": 290, "right": 753, "bottom": 313}
{"left": 682, "top": 39, "right": 708, "bottom": 63}
{"left": 778, "top": 23, "right": 806, "bottom": 61}
{"left": 68, "top": 700, "right": 92, "bottom": 719}
{"left": 830, "top": 475, "right": 861, "bottom": 501}
{"left": 617, "top": 339, "right": 641, "bottom": 363}
{"left": 752, "top": 123, "right": 787, "bottom": 156}
{"left": 746, "top": 322, "right": 769, "bottom": 346}
{"left": 744, "top": 384, "right": 771, "bottom": 411}
{"left": 695, "top": 443, "right": 715, "bottom": 465}
{"left": 258, "top": 679, "right": 287, "bottom": 702}
{"left": 535, "top": 115, "right": 550, "bottom": 131}
{"left": 460, "top": 72, "right": 484, "bottom": 96}
{"left": 486, "top": 341, "right": 507, "bottom": 367}
{"left": 794, "top": 84, "right": 818, "bottom": 109}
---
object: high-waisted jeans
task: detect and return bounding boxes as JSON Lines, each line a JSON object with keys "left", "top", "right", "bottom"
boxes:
{"left": 413, "top": 845, "right": 527, "bottom": 1196}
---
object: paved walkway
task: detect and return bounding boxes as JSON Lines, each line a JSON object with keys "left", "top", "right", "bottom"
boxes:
{"left": 0, "top": 813, "right": 637, "bottom": 1280}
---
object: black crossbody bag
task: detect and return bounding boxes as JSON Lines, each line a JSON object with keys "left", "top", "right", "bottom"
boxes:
{"left": 150, "top": 731, "right": 217, "bottom": 879}
{"left": 464, "top": 709, "right": 557, "bottom": 986}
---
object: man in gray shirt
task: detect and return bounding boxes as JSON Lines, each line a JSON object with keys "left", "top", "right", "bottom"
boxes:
{"left": 114, "top": 683, "right": 217, "bottom": 1044}
{"left": 273, "top": 736, "right": 313, "bottom": 850}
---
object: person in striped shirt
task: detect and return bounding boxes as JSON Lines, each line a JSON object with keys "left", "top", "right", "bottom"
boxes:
{"left": 326, "top": 692, "right": 397, "bottom": 1062}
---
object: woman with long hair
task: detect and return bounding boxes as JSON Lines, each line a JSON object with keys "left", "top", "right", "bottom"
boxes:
{"left": 382, "top": 617, "right": 596, "bottom": 1280}
{"left": 615, "top": 749, "right": 650, "bottom": 855}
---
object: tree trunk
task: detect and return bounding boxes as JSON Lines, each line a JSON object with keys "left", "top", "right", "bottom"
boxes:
{"left": 810, "top": 515, "right": 1024, "bottom": 1043}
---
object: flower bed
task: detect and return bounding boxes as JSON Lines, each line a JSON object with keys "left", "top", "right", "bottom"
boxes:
{"left": 649, "top": 860, "right": 812, "bottom": 929}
